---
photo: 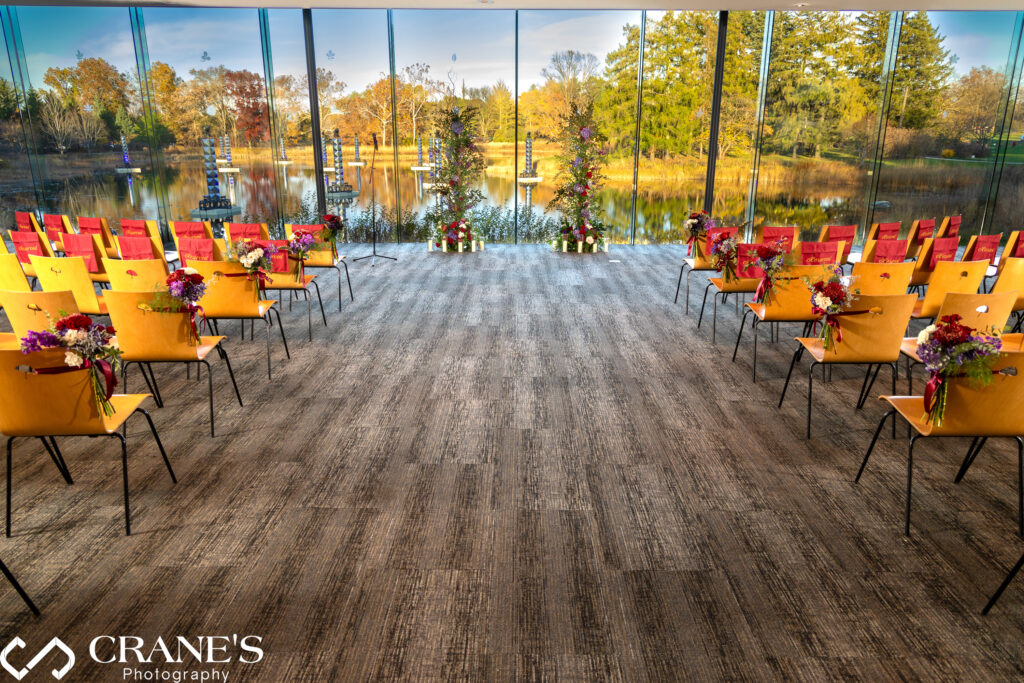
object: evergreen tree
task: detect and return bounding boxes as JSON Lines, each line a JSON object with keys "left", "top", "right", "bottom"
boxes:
{"left": 891, "top": 11, "right": 954, "bottom": 129}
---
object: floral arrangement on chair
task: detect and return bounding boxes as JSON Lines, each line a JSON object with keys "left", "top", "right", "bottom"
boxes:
{"left": 753, "top": 240, "right": 787, "bottom": 305}
{"left": 232, "top": 239, "right": 276, "bottom": 294}
{"left": 710, "top": 234, "right": 738, "bottom": 284}
{"left": 166, "top": 267, "right": 206, "bottom": 344}
{"left": 804, "top": 267, "right": 858, "bottom": 352}
{"left": 917, "top": 314, "right": 1002, "bottom": 427}
{"left": 684, "top": 210, "right": 716, "bottom": 256}
{"left": 550, "top": 103, "right": 606, "bottom": 252}
{"left": 424, "top": 105, "right": 486, "bottom": 251}
{"left": 287, "top": 230, "right": 317, "bottom": 282}
{"left": 321, "top": 214, "right": 344, "bottom": 258}
{"left": 20, "top": 314, "right": 121, "bottom": 416}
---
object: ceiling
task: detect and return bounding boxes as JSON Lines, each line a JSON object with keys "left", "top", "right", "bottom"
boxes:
{"left": 37, "top": 0, "right": 1024, "bottom": 13}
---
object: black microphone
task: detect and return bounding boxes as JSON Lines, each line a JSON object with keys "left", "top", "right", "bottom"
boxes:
{"left": 372, "top": 132, "right": 379, "bottom": 151}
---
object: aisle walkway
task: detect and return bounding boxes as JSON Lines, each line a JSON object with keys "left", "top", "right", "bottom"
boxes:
{"left": 1, "top": 244, "right": 1022, "bottom": 680}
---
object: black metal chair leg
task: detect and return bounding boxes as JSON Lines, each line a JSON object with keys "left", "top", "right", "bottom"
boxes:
{"left": 311, "top": 280, "right": 326, "bottom": 326}
{"left": 38, "top": 438, "right": 71, "bottom": 485}
{"left": 752, "top": 318, "right": 759, "bottom": 382}
{"left": 954, "top": 438, "right": 985, "bottom": 483}
{"left": 856, "top": 409, "right": 896, "bottom": 482}
{"left": 271, "top": 307, "right": 290, "bottom": 359}
{"left": 806, "top": 361, "right": 817, "bottom": 439}
{"left": 265, "top": 316, "right": 272, "bottom": 379}
{"left": 855, "top": 364, "right": 876, "bottom": 409}
{"left": 984, "top": 550, "right": 1024, "bottom": 614}
{"left": 134, "top": 408, "right": 176, "bottom": 484}
{"left": 0, "top": 558, "right": 38, "bottom": 615}
{"left": 697, "top": 282, "right": 713, "bottom": 329}
{"left": 217, "top": 346, "right": 244, "bottom": 407}
{"left": 134, "top": 363, "right": 161, "bottom": 408}
{"left": 1017, "top": 437, "right": 1023, "bottom": 537}
{"left": 731, "top": 309, "right": 749, "bottom": 362}
{"left": 201, "top": 360, "right": 214, "bottom": 437}
{"left": 905, "top": 435, "right": 920, "bottom": 536}
{"left": 144, "top": 363, "right": 164, "bottom": 406}
{"left": 674, "top": 263, "right": 685, "bottom": 304}
{"left": 890, "top": 363, "right": 898, "bottom": 438}
{"left": 779, "top": 345, "right": 804, "bottom": 407}
{"left": 341, "top": 259, "right": 353, "bottom": 303}
{"left": 6, "top": 437, "right": 12, "bottom": 538}
{"left": 113, "top": 433, "right": 130, "bottom": 536}
{"left": 47, "top": 438, "right": 71, "bottom": 484}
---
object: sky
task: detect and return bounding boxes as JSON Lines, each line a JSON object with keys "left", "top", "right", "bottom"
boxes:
{"left": 8, "top": 7, "right": 1019, "bottom": 99}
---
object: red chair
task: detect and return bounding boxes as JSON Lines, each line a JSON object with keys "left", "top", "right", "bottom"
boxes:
{"left": 177, "top": 237, "right": 218, "bottom": 267}
{"left": 866, "top": 221, "right": 901, "bottom": 242}
{"left": 906, "top": 218, "right": 936, "bottom": 259}
{"left": 817, "top": 224, "right": 856, "bottom": 263}
{"left": 756, "top": 226, "right": 798, "bottom": 253}
{"left": 14, "top": 211, "right": 40, "bottom": 233}
{"left": 861, "top": 239, "right": 908, "bottom": 264}
{"left": 799, "top": 241, "right": 842, "bottom": 266}
{"left": 938, "top": 214, "right": 961, "bottom": 239}
{"left": 78, "top": 217, "right": 119, "bottom": 258}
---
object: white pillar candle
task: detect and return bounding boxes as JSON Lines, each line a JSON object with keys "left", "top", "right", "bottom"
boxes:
{"left": 562, "top": 240, "right": 568, "bottom": 253}
{"left": 458, "top": 241, "right": 463, "bottom": 253}
{"left": 577, "top": 241, "right": 583, "bottom": 253}
{"left": 442, "top": 241, "right": 448, "bottom": 253}
{"left": 428, "top": 241, "right": 433, "bottom": 252}
{"left": 479, "top": 240, "right": 485, "bottom": 251}
{"left": 471, "top": 240, "right": 476, "bottom": 252}
{"left": 604, "top": 240, "right": 609, "bottom": 253}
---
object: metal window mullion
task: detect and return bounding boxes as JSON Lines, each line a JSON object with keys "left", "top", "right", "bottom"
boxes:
{"left": 387, "top": 9, "right": 401, "bottom": 243}
{"left": 303, "top": 9, "right": 326, "bottom": 218}
{"left": 2, "top": 7, "right": 45, "bottom": 216}
{"left": 628, "top": 10, "right": 646, "bottom": 245}
{"left": 704, "top": 11, "right": 728, "bottom": 216}
{"left": 862, "top": 11, "right": 903, "bottom": 239}
{"left": 745, "top": 10, "right": 774, "bottom": 239}
{"left": 129, "top": 7, "right": 171, "bottom": 235}
{"left": 514, "top": 9, "right": 519, "bottom": 244}
{"left": 259, "top": 8, "right": 287, "bottom": 232}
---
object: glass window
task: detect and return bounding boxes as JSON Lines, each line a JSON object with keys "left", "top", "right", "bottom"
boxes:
{"left": 0, "top": 10, "right": 40, "bottom": 228}
{"left": 635, "top": 11, "right": 718, "bottom": 244}
{"left": 875, "top": 11, "right": 1018, "bottom": 235}
{"left": 141, "top": 7, "right": 278, "bottom": 226}
{"left": 14, "top": 6, "right": 157, "bottom": 223}
{"left": 712, "top": 10, "right": 765, "bottom": 229}
{"left": 312, "top": 10, "right": 393, "bottom": 242}
{"left": 393, "top": 9, "right": 516, "bottom": 243}
{"left": 517, "top": 10, "right": 642, "bottom": 243}
{"left": 756, "top": 11, "right": 887, "bottom": 241}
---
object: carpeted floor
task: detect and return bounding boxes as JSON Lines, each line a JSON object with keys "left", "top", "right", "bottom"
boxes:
{"left": 0, "top": 243, "right": 1022, "bottom": 681}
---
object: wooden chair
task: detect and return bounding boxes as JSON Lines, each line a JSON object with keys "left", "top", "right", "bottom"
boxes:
{"left": 779, "top": 294, "right": 916, "bottom": 438}
{"left": 911, "top": 259, "right": 988, "bottom": 320}
{"left": 674, "top": 226, "right": 740, "bottom": 313}
{"left": 170, "top": 221, "right": 220, "bottom": 259}
{"left": 9, "top": 230, "right": 55, "bottom": 278}
{"left": 121, "top": 219, "right": 173, "bottom": 266}
{"left": 991, "top": 257, "right": 1024, "bottom": 332}
{"left": 909, "top": 237, "right": 961, "bottom": 288}
{"left": 858, "top": 351, "right": 1024, "bottom": 538}
{"left": 41, "top": 214, "right": 72, "bottom": 249}
{"left": 263, "top": 239, "right": 326, "bottom": 341}
{"left": 996, "top": 231, "right": 1024, "bottom": 278}
{"left": 77, "top": 217, "right": 119, "bottom": 258}
{"left": 697, "top": 243, "right": 762, "bottom": 343}
{"left": 225, "top": 222, "right": 270, "bottom": 243}
{"left": 102, "top": 258, "right": 170, "bottom": 292}
{"left": 850, "top": 261, "right": 915, "bottom": 296}
{"left": 189, "top": 260, "right": 289, "bottom": 379}
{"left": 60, "top": 233, "right": 110, "bottom": 284}
{"left": 797, "top": 241, "right": 842, "bottom": 266}
{"left": 104, "top": 290, "right": 243, "bottom": 437}
{"left": 116, "top": 234, "right": 169, "bottom": 272}
{"left": 14, "top": 211, "right": 41, "bottom": 233}
{"left": 286, "top": 223, "right": 353, "bottom": 311}
{"left": 0, "top": 253, "right": 32, "bottom": 294}
{"left": 817, "top": 224, "right": 856, "bottom": 263}
{"left": 0, "top": 290, "right": 79, "bottom": 338}
{"left": 0, "top": 347, "right": 176, "bottom": 536}
{"left": 755, "top": 226, "right": 798, "bottom": 253}
{"left": 860, "top": 238, "right": 908, "bottom": 265}
{"left": 963, "top": 234, "right": 1002, "bottom": 265}
{"left": 864, "top": 221, "right": 901, "bottom": 243}
{"left": 733, "top": 264, "right": 834, "bottom": 381}
{"left": 906, "top": 218, "right": 936, "bottom": 259}
{"left": 178, "top": 237, "right": 226, "bottom": 267}
{"left": 28, "top": 255, "right": 106, "bottom": 315}
{"left": 937, "top": 214, "right": 962, "bottom": 239}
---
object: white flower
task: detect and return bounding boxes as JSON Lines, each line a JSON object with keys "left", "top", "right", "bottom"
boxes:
{"left": 917, "top": 324, "right": 937, "bottom": 345}
{"left": 108, "top": 337, "right": 119, "bottom": 350}
{"left": 251, "top": 248, "right": 264, "bottom": 259}
{"left": 685, "top": 218, "right": 696, "bottom": 229}
{"left": 586, "top": 235, "right": 595, "bottom": 244}
{"left": 182, "top": 267, "right": 199, "bottom": 276}
{"left": 813, "top": 293, "right": 833, "bottom": 310}
{"left": 458, "top": 231, "right": 465, "bottom": 239}
{"left": 64, "top": 350, "right": 83, "bottom": 368}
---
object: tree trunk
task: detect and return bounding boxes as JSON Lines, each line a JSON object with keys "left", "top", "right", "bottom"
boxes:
{"left": 898, "top": 85, "right": 909, "bottom": 128}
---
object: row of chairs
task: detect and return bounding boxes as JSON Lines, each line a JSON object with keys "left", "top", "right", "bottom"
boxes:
{"left": 672, "top": 226, "right": 1024, "bottom": 614}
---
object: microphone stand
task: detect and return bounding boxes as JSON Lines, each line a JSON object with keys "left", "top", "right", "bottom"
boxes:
{"left": 354, "top": 134, "right": 395, "bottom": 265}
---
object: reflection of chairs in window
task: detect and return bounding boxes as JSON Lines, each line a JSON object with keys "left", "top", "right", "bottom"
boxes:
{"left": 857, "top": 351, "right": 1024, "bottom": 540}
{"left": 29, "top": 255, "right": 107, "bottom": 315}
{"left": 0, "top": 347, "right": 176, "bottom": 536}
{"left": 674, "top": 226, "right": 740, "bottom": 314}
{"left": 778, "top": 294, "right": 916, "bottom": 438}
{"left": 104, "top": 290, "right": 243, "bottom": 438}
{"left": 102, "top": 258, "right": 169, "bottom": 292}
{"left": 850, "top": 261, "right": 914, "bottom": 295}
{"left": 286, "top": 223, "right": 354, "bottom": 311}
{"left": 910, "top": 259, "right": 988, "bottom": 320}
{"left": 189, "top": 260, "right": 289, "bottom": 379}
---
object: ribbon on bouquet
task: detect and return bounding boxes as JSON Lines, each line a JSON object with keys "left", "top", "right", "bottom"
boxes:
{"left": 224, "top": 269, "right": 273, "bottom": 295}
{"left": 811, "top": 308, "right": 871, "bottom": 345}
{"left": 686, "top": 231, "right": 705, "bottom": 256}
{"left": 288, "top": 254, "right": 307, "bottom": 283}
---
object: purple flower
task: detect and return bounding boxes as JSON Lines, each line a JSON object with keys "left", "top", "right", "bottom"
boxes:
{"left": 20, "top": 330, "right": 61, "bottom": 353}
{"left": 571, "top": 157, "right": 583, "bottom": 168}
{"left": 580, "top": 127, "right": 592, "bottom": 140}
{"left": 581, "top": 209, "right": 591, "bottom": 219}
{"left": 451, "top": 121, "right": 464, "bottom": 135}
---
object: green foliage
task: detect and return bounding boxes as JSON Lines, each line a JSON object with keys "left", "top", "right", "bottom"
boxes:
{"left": 423, "top": 104, "right": 486, "bottom": 245}
{"left": 549, "top": 103, "right": 606, "bottom": 249}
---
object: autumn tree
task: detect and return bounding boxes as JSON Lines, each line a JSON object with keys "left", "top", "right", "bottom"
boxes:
{"left": 224, "top": 69, "right": 269, "bottom": 146}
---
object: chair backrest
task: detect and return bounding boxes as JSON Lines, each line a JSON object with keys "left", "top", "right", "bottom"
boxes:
{"left": 933, "top": 351, "right": 1024, "bottom": 437}
{"left": 0, "top": 290, "right": 79, "bottom": 338}
{"left": 189, "top": 260, "right": 261, "bottom": 317}
{"left": 938, "top": 214, "right": 961, "bottom": 239}
{"left": 102, "top": 258, "right": 169, "bottom": 292}
{"left": 991, "top": 257, "right": 1024, "bottom": 311}
{"left": 862, "top": 238, "right": 908, "bottom": 264}
{"left": 755, "top": 226, "right": 798, "bottom": 253}
{"left": 267, "top": 239, "right": 291, "bottom": 274}
{"left": 907, "top": 218, "right": 935, "bottom": 247}
{"left": 933, "top": 292, "right": 1015, "bottom": 334}
{"left": 0, "top": 348, "right": 106, "bottom": 436}
{"left": 799, "top": 241, "right": 842, "bottom": 266}
{"left": 736, "top": 243, "right": 763, "bottom": 279}
{"left": 928, "top": 236, "right": 960, "bottom": 269}
{"left": 817, "top": 224, "right": 855, "bottom": 261}
{"left": 169, "top": 221, "right": 213, "bottom": 252}
{"left": 909, "top": 237, "right": 952, "bottom": 285}
{"left": 691, "top": 226, "right": 740, "bottom": 268}
{"left": 103, "top": 290, "right": 198, "bottom": 360}
{"left": 0, "top": 254, "right": 31, "bottom": 293}
{"left": 41, "top": 214, "right": 72, "bottom": 244}
{"left": 178, "top": 237, "right": 224, "bottom": 266}
{"left": 60, "top": 233, "right": 106, "bottom": 274}
{"left": 10, "top": 229, "right": 54, "bottom": 263}
{"left": 866, "top": 221, "right": 901, "bottom": 242}
{"left": 760, "top": 265, "right": 833, "bottom": 321}
{"left": 77, "top": 217, "right": 116, "bottom": 252}
{"left": 120, "top": 218, "right": 160, "bottom": 240}
{"left": 917, "top": 260, "right": 989, "bottom": 318}
{"left": 116, "top": 235, "right": 164, "bottom": 262}
{"left": 285, "top": 223, "right": 335, "bottom": 267}
{"left": 825, "top": 294, "right": 916, "bottom": 362}
{"left": 851, "top": 261, "right": 915, "bottom": 295}
{"left": 14, "top": 211, "right": 39, "bottom": 233}
{"left": 226, "top": 223, "right": 269, "bottom": 242}
{"left": 998, "top": 231, "right": 1024, "bottom": 275}
{"left": 962, "top": 234, "right": 1001, "bottom": 265}
{"left": 29, "top": 255, "right": 102, "bottom": 312}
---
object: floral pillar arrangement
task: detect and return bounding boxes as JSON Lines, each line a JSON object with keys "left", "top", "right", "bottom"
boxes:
{"left": 426, "top": 106, "right": 486, "bottom": 253}
{"left": 550, "top": 104, "right": 607, "bottom": 253}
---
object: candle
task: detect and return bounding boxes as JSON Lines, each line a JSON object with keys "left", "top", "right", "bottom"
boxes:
{"left": 471, "top": 240, "right": 476, "bottom": 252}
{"left": 604, "top": 240, "right": 609, "bottom": 253}
{"left": 428, "top": 241, "right": 433, "bottom": 252}
{"left": 458, "top": 241, "right": 463, "bottom": 253}
{"left": 577, "top": 241, "right": 583, "bottom": 253}
{"left": 479, "top": 240, "right": 485, "bottom": 251}
{"left": 562, "top": 240, "right": 568, "bottom": 253}
{"left": 442, "top": 241, "right": 448, "bottom": 253}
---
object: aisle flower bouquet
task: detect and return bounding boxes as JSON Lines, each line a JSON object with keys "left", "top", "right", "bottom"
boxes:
{"left": 710, "top": 234, "right": 738, "bottom": 283}
{"left": 753, "top": 240, "right": 787, "bottom": 305}
{"left": 439, "top": 218, "right": 473, "bottom": 250}
{"left": 804, "top": 267, "right": 858, "bottom": 352}
{"left": 20, "top": 314, "right": 121, "bottom": 416}
{"left": 287, "top": 230, "right": 317, "bottom": 282}
{"left": 684, "top": 210, "right": 716, "bottom": 256}
{"left": 166, "top": 267, "right": 206, "bottom": 343}
{"left": 322, "top": 214, "right": 344, "bottom": 257}
{"left": 917, "top": 314, "right": 1002, "bottom": 427}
